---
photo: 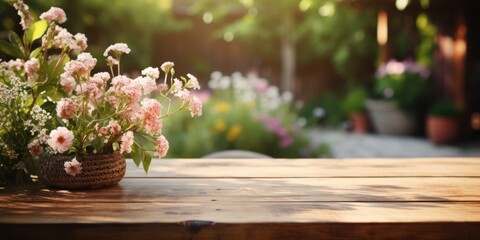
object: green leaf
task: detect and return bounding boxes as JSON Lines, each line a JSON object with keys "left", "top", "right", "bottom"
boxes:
{"left": 30, "top": 47, "right": 42, "bottom": 58}
{"left": 8, "top": 31, "right": 25, "bottom": 59}
{"left": 131, "top": 143, "right": 143, "bottom": 167}
{"left": 142, "top": 153, "right": 152, "bottom": 173}
{"left": 0, "top": 40, "right": 22, "bottom": 58}
{"left": 25, "top": 20, "right": 48, "bottom": 44}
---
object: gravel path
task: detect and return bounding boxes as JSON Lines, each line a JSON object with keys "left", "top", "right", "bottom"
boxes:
{"left": 307, "top": 129, "right": 480, "bottom": 158}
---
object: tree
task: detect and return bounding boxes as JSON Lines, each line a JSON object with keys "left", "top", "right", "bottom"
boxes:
{"left": 192, "top": 0, "right": 377, "bottom": 94}
{"left": 0, "top": 0, "right": 188, "bottom": 70}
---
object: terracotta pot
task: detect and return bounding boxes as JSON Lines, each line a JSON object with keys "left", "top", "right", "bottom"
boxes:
{"left": 350, "top": 112, "right": 370, "bottom": 133}
{"left": 427, "top": 116, "right": 459, "bottom": 144}
{"left": 38, "top": 152, "right": 126, "bottom": 190}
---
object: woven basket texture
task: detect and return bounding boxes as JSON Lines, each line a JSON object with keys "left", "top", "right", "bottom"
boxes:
{"left": 38, "top": 152, "right": 126, "bottom": 189}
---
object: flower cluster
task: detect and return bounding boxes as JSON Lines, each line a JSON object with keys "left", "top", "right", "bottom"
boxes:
{"left": 375, "top": 59, "right": 430, "bottom": 79}
{"left": 162, "top": 70, "right": 309, "bottom": 159}
{"left": 0, "top": 1, "right": 202, "bottom": 182}
{"left": 374, "top": 59, "right": 429, "bottom": 110}
{"left": 207, "top": 71, "right": 296, "bottom": 147}
{"left": 208, "top": 71, "right": 293, "bottom": 112}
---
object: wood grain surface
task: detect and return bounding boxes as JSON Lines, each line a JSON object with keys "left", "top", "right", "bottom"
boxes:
{"left": 1, "top": 158, "right": 479, "bottom": 239}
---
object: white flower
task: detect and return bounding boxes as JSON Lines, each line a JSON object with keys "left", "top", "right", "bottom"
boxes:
{"left": 106, "top": 56, "right": 119, "bottom": 66}
{"left": 77, "top": 52, "right": 97, "bottom": 70}
{"left": 103, "top": 43, "right": 131, "bottom": 57}
{"left": 186, "top": 73, "right": 200, "bottom": 90}
{"left": 40, "top": 7, "right": 67, "bottom": 24}
{"left": 141, "top": 67, "right": 160, "bottom": 79}
{"left": 160, "top": 61, "right": 174, "bottom": 73}
{"left": 136, "top": 76, "right": 157, "bottom": 95}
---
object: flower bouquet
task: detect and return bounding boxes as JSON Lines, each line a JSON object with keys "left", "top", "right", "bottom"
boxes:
{"left": 0, "top": 1, "right": 202, "bottom": 187}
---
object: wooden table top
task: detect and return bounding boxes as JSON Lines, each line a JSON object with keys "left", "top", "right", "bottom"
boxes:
{"left": 1, "top": 158, "right": 480, "bottom": 240}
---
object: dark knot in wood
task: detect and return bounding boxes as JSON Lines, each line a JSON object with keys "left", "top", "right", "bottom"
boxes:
{"left": 180, "top": 220, "right": 215, "bottom": 234}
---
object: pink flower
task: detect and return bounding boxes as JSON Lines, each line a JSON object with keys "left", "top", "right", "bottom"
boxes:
{"left": 123, "top": 82, "right": 142, "bottom": 105}
{"left": 189, "top": 96, "right": 203, "bottom": 117}
{"left": 111, "top": 75, "right": 132, "bottom": 88}
{"left": 136, "top": 76, "right": 157, "bottom": 95}
{"left": 141, "top": 98, "right": 162, "bottom": 118}
{"left": 64, "top": 60, "right": 89, "bottom": 78}
{"left": 24, "top": 58, "right": 38, "bottom": 78}
{"left": 158, "top": 83, "right": 169, "bottom": 91}
{"left": 91, "top": 72, "right": 110, "bottom": 85}
{"left": 56, "top": 98, "right": 79, "bottom": 119}
{"left": 60, "top": 73, "right": 76, "bottom": 94}
{"left": 121, "top": 105, "right": 141, "bottom": 123}
{"left": 27, "top": 140, "right": 43, "bottom": 157}
{"left": 141, "top": 67, "right": 159, "bottom": 79}
{"left": 52, "top": 26, "right": 76, "bottom": 50}
{"left": 103, "top": 43, "right": 131, "bottom": 57}
{"left": 74, "top": 33, "right": 88, "bottom": 52}
{"left": 40, "top": 7, "right": 67, "bottom": 24}
{"left": 76, "top": 82, "right": 102, "bottom": 101}
{"left": 160, "top": 61, "right": 174, "bottom": 73}
{"left": 95, "top": 123, "right": 108, "bottom": 137}
{"left": 13, "top": 0, "right": 33, "bottom": 30}
{"left": 107, "top": 120, "right": 122, "bottom": 135}
{"left": 155, "top": 135, "right": 169, "bottom": 158}
{"left": 143, "top": 117, "right": 163, "bottom": 135}
{"left": 120, "top": 131, "right": 134, "bottom": 154}
{"left": 175, "top": 89, "right": 190, "bottom": 101}
{"left": 77, "top": 52, "right": 97, "bottom": 71}
{"left": 47, "top": 127, "right": 74, "bottom": 153}
{"left": 6, "top": 59, "right": 24, "bottom": 71}
{"left": 64, "top": 157, "right": 82, "bottom": 176}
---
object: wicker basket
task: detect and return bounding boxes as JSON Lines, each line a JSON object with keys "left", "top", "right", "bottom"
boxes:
{"left": 38, "top": 152, "right": 126, "bottom": 189}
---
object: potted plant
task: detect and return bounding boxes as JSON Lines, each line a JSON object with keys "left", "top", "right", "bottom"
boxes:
{"left": 342, "top": 87, "right": 370, "bottom": 133}
{"left": 366, "top": 59, "right": 429, "bottom": 135}
{"left": 426, "top": 100, "right": 461, "bottom": 144}
{"left": 0, "top": 2, "right": 202, "bottom": 188}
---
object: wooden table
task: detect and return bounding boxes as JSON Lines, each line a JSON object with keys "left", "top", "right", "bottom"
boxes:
{"left": 1, "top": 158, "right": 480, "bottom": 239}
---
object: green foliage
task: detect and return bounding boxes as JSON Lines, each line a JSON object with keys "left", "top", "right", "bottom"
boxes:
{"left": 297, "top": 1, "right": 377, "bottom": 84}
{"left": 374, "top": 72, "right": 427, "bottom": 112}
{"left": 428, "top": 100, "right": 461, "bottom": 117}
{"left": 373, "top": 60, "right": 429, "bottom": 114}
{"left": 56, "top": 0, "right": 189, "bottom": 69}
{"left": 25, "top": 19, "right": 47, "bottom": 44}
{"left": 0, "top": 15, "right": 69, "bottom": 185}
{"left": 0, "top": 0, "right": 188, "bottom": 68}
{"left": 163, "top": 72, "right": 329, "bottom": 158}
{"left": 342, "top": 87, "right": 367, "bottom": 114}
{"left": 192, "top": 0, "right": 377, "bottom": 85}
{"left": 415, "top": 13, "right": 436, "bottom": 68}
{"left": 299, "top": 94, "right": 347, "bottom": 128}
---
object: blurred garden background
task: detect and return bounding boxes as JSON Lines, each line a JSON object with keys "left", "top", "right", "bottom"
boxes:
{"left": 1, "top": 0, "right": 480, "bottom": 158}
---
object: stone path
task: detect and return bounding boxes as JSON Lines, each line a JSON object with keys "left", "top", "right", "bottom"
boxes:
{"left": 307, "top": 129, "right": 480, "bottom": 158}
